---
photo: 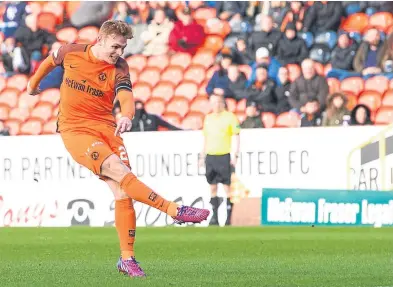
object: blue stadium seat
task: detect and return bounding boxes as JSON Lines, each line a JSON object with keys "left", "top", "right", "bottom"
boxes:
{"left": 315, "top": 31, "right": 337, "bottom": 50}
{"left": 309, "top": 44, "right": 331, "bottom": 65}
{"left": 345, "top": 3, "right": 362, "bottom": 16}
{"left": 298, "top": 32, "right": 314, "bottom": 49}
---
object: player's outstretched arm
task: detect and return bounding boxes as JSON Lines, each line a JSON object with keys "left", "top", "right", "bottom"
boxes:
{"left": 27, "top": 55, "right": 56, "bottom": 96}
{"left": 114, "top": 90, "right": 135, "bottom": 136}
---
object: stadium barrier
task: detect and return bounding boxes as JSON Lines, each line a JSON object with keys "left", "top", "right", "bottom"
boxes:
{"left": 0, "top": 126, "right": 390, "bottom": 227}
{"left": 261, "top": 188, "right": 393, "bottom": 226}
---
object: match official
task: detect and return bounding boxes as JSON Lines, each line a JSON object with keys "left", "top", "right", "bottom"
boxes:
{"left": 199, "top": 94, "right": 240, "bottom": 226}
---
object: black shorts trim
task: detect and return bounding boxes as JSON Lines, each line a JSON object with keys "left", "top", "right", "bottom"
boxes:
{"left": 205, "top": 154, "right": 231, "bottom": 185}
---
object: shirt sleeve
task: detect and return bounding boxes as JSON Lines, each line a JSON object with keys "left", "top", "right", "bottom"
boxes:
{"left": 52, "top": 43, "right": 87, "bottom": 66}
{"left": 115, "top": 58, "right": 133, "bottom": 95}
{"left": 230, "top": 113, "right": 241, "bottom": 135}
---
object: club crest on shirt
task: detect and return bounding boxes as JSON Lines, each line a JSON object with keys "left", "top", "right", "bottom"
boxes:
{"left": 98, "top": 72, "right": 107, "bottom": 82}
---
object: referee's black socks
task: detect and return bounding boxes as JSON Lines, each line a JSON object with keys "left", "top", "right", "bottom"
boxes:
{"left": 225, "top": 198, "right": 233, "bottom": 226}
{"left": 209, "top": 196, "right": 222, "bottom": 225}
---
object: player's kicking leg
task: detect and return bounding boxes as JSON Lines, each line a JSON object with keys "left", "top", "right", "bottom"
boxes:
{"left": 101, "top": 154, "right": 210, "bottom": 225}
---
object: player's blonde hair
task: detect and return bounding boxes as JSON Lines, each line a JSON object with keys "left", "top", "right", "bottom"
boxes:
{"left": 99, "top": 20, "right": 133, "bottom": 40}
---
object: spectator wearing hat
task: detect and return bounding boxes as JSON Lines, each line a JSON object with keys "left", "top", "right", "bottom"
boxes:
{"left": 276, "top": 22, "right": 308, "bottom": 66}
{"left": 300, "top": 97, "right": 322, "bottom": 127}
{"left": 275, "top": 67, "right": 292, "bottom": 114}
{"left": 289, "top": 59, "right": 329, "bottom": 112}
{"left": 206, "top": 54, "right": 232, "bottom": 97}
{"left": 241, "top": 101, "right": 264, "bottom": 129}
{"left": 226, "top": 64, "right": 248, "bottom": 101}
{"left": 231, "top": 37, "right": 254, "bottom": 65}
{"left": 247, "top": 47, "right": 281, "bottom": 87}
{"left": 168, "top": 7, "right": 205, "bottom": 55}
{"left": 247, "top": 65, "right": 277, "bottom": 113}
{"left": 249, "top": 15, "right": 282, "bottom": 56}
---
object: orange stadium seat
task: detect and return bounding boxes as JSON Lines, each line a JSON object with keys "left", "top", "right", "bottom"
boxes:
{"left": 42, "top": 1, "right": 64, "bottom": 24}
{"left": 190, "top": 97, "right": 211, "bottom": 115}
{"left": 237, "top": 99, "right": 247, "bottom": 112}
{"left": 161, "top": 66, "right": 184, "bottom": 86}
{"left": 386, "top": 25, "right": 393, "bottom": 35}
{"left": 28, "top": 2, "right": 43, "bottom": 15}
{"left": 0, "top": 88, "right": 19, "bottom": 108}
{"left": 198, "top": 80, "right": 209, "bottom": 97}
{"left": 193, "top": 7, "right": 216, "bottom": 26}
{"left": 170, "top": 53, "right": 192, "bottom": 70}
{"left": 5, "top": 119, "right": 21, "bottom": 136}
{"left": 56, "top": 27, "right": 78, "bottom": 43}
{"left": 324, "top": 63, "right": 332, "bottom": 77}
{"left": 365, "top": 76, "right": 389, "bottom": 95}
{"left": 341, "top": 13, "right": 369, "bottom": 33}
{"left": 275, "top": 112, "right": 300, "bottom": 128}
{"left": 314, "top": 62, "right": 324, "bottom": 76}
{"left": 375, "top": 107, "right": 393, "bottom": 125}
{"left": 42, "top": 117, "right": 57, "bottom": 134}
{"left": 358, "top": 91, "right": 382, "bottom": 112}
{"left": 192, "top": 49, "right": 215, "bottom": 69}
{"left": 65, "top": 1, "right": 80, "bottom": 19}
{"left": 9, "top": 107, "right": 30, "bottom": 122}
{"left": 151, "top": 82, "right": 175, "bottom": 102}
{"left": 174, "top": 81, "right": 198, "bottom": 101}
{"left": 37, "top": 12, "right": 57, "bottom": 33}
{"left": 162, "top": 112, "right": 182, "bottom": 126}
{"left": 126, "top": 55, "right": 147, "bottom": 72}
{"left": 7, "top": 74, "right": 28, "bottom": 91}
{"left": 327, "top": 78, "right": 341, "bottom": 94}
{"left": 0, "top": 77, "right": 6, "bottom": 93}
{"left": 138, "top": 67, "right": 161, "bottom": 88}
{"left": 382, "top": 90, "right": 393, "bottom": 107}
{"left": 390, "top": 79, "right": 393, "bottom": 90}
{"left": 205, "top": 18, "right": 231, "bottom": 38}
{"left": 145, "top": 98, "right": 166, "bottom": 116}
{"left": 340, "top": 77, "right": 364, "bottom": 96}
{"left": 203, "top": 36, "right": 224, "bottom": 54}
{"left": 18, "top": 91, "right": 39, "bottom": 110}
{"left": 78, "top": 26, "right": 99, "bottom": 44}
{"left": 146, "top": 54, "right": 169, "bottom": 71}
{"left": 238, "top": 65, "right": 252, "bottom": 80}
{"left": 166, "top": 97, "right": 190, "bottom": 117}
{"left": 225, "top": 98, "right": 237, "bottom": 112}
{"left": 286, "top": 64, "right": 301, "bottom": 82}
{"left": 181, "top": 112, "right": 204, "bottom": 130}
{"left": 206, "top": 65, "right": 219, "bottom": 79}
{"left": 262, "top": 112, "right": 276, "bottom": 128}
{"left": 0, "top": 104, "right": 10, "bottom": 121}
{"left": 20, "top": 118, "right": 43, "bottom": 135}
{"left": 133, "top": 82, "right": 152, "bottom": 103}
{"left": 40, "top": 88, "right": 60, "bottom": 106}
{"left": 31, "top": 102, "right": 53, "bottom": 122}
{"left": 128, "top": 68, "right": 139, "bottom": 84}
{"left": 369, "top": 12, "right": 393, "bottom": 31}
{"left": 235, "top": 111, "right": 246, "bottom": 123}
{"left": 52, "top": 105, "right": 59, "bottom": 117}
{"left": 343, "top": 92, "right": 358, "bottom": 110}
{"left": 183, "top": 65, "right": 206, "bottom": 85}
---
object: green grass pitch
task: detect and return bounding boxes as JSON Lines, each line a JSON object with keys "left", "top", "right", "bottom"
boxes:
{"left": 0, "top": 227, "right": 392, "bottom": 287}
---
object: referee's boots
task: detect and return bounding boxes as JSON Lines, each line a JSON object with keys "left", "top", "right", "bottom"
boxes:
{"left": 209, "top": 197, "right": 223, "bottom": 226}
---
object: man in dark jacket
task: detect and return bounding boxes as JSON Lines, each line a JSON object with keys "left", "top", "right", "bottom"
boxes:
{"left": 248, "top": 65, "right": 277, "bottom": 113}
{"left": 331, "top": 32, "right": 358, "bottom": 70}
{"left": 276, "top": 22, "right": 308, "bottom": 66}
{"left": 226, "top": 64, "right": 247, "bottom": 101}
{"left": 303, "top": 1, "right": 343, "bottom": 33}
{"left": 241, "top": 101, "right": 264, "bottom": 129}
{"left": 231, "top": 36, "right": 254, "bottom": 65}
{"left": 249, "top": 15, "right": 281, "bottom": 56}
{"left": 129, "top": 101, "right": 182, "bottom": 132}
{"left": 289, "top": 59, "right": 329, "bottom": 112}
{"left": 275, "top": 67, "right": 292, "bottom": 114}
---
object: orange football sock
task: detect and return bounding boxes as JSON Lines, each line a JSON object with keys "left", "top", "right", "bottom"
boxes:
{"left": 115, "top": 198, "right": 136, "bottom": 259}
{"left": 119, "top": 173, "right": 178, "bottom": 217}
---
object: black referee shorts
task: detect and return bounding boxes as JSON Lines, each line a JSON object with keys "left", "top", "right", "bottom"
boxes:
{"left": 205, "top": 154, "right": 231, "bottom": 185}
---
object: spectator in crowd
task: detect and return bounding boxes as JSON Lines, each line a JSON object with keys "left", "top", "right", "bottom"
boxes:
{"left": 216, "top": 1, "right": 247, "bottom": 32}
{"left": 300, "top": 97, "right": 322, "bottom": 127}
{"left": 150, "top": 1, "right": 177, "bottom": 22}
{"left": 70, "top": 1, "right": 114, "bottom": 28}
{"left": 303, "top": 1, "right": 342, "bottom": 34}
{"left": 130, "top": 101, "right": 182, "bottom": 132}
{"left": 289, "top": 58, "right": 329, "bottom": 112}
{"left": 122, "top": 11, "right": 147, "bottom": 57}
{"left": 168, "top": 7, "right": 205, "bottom": 55}
{"left": 247, "top": 65, "right": 277, "bottom": 113}
{"left": 231, "top": 36, "right": 254, "bottom": 65}
{"left": 112, "top": 2, "right": 133, "bottom": 24}
{"left": 241, "top": 100, "right": 264, "bottom": 129}
{"left": 322, "top": 93, "right": 350, "bottom": 126}
{"left": 0, "top": 121, "right": 10, "bottom": 136}
{"left": 275, "top": 67, "right": 292, "bottom": 114}
{"left": 14, "top": 14, "right": 56, "bottom": 67}
{"left": 249, "top": 15, "right": 282, "bottom": 56}
{"left": 353, "top": 28, "right": 385, "bottom": 76}
{"left": 0, "top": 1, "right": 27, "bottom": 38}
{"left": 350, "top": 104, "right": 373, "bottom": 126}
{"left": 276, "top": 22, "right": 308, "bottom": 66}
{"left": 226, "top": 64, "right": 247, "bottom": 101}
{"left": 281, "top": 1, "right": 305, "bottom": 32}
{"left": 206, "top": 54, "right": 232, "bottom": 97}
{"left": 380, "top": 33, "right": 393, "bottom": 73}
{"left": 140, "top": 9, "right": 173, "bottom": 56}
{"left": 267, "top": 1, "right": 290, "bottom": 30}
{"left": 247, "top": 47, "right": 281, "bottom": 87}
{"left": 327, "top": 31, "right": 359, "bottom": 79}
{"left": 0, "top": 36, "right": 30, "bottom": 76}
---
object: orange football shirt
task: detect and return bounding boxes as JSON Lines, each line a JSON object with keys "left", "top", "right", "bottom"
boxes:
{"left": 51, "top": 44, "right": 132, "bottom": 132}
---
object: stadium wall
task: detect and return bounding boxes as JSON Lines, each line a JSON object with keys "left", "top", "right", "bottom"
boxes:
{"left": 0, "top": 126, "right": 391, "bottom": 227}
